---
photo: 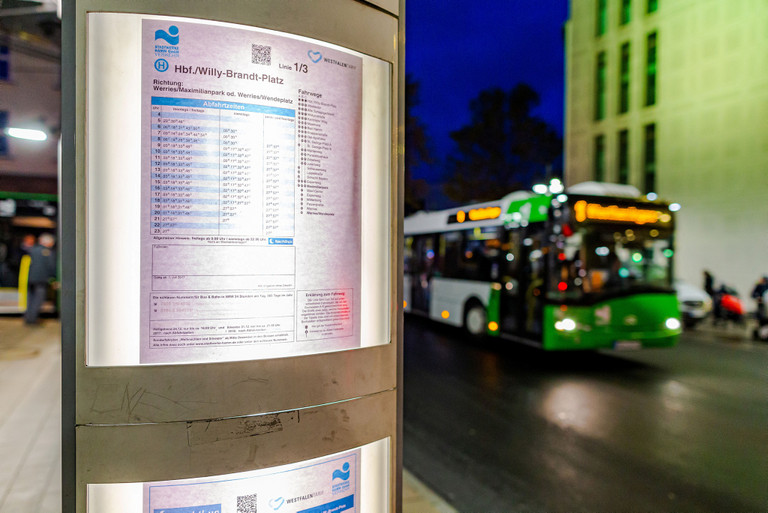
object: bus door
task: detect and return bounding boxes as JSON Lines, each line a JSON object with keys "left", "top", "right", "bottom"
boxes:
{"left": 411, "top": 234, "right": 435, "bottom": 314}
{"left": 499, "top": 227, "right": 546, "bottom": 340}
{"left": 499, "top": 230, "right": 524, "bottom": 333}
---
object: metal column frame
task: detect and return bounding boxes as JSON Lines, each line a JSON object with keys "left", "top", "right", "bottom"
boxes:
{"left": 61, "top": 0, "right": 404, "bottom": 511}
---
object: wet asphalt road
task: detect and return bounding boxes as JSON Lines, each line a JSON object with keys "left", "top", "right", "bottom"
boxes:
{"left": 402, "top": 317, "right": 768, "bottom": 512}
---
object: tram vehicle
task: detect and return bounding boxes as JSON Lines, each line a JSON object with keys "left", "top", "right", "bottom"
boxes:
{"left": 0, "top": 191, "right": 58, "bottom": 314}
{"left": 403, "top": 182, "right": 681, "bottom": 350}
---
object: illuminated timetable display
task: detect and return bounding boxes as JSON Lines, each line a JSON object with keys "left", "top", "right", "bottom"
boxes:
{"left": 140, "top": 17, "right": 363, "bottom": 364}
{"left": 150, "top": 97, "right": 296, "bottom": 237}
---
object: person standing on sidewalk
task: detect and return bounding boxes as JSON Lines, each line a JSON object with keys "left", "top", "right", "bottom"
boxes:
{"left": 752, "top": 276, "right": 768, "bottom": 321}
{"left": 24, "top": 233, "right": 57, "bottom": 326}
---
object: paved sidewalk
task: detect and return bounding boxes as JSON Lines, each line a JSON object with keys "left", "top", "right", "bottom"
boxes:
{"left": 402, "top": 470, "right": 457, "bottom": 513}
{"left": 0, "top": 318, "right": 454, "bottom": 513}
{"left": 0, "top": 318, "right": 61, "bottom": 513}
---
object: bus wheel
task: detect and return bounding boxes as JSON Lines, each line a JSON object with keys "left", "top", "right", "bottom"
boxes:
{"left": 464, "top": 301, "right": 486, "bottom": 338}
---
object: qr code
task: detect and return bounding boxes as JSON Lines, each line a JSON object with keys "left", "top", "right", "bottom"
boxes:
{"left": 252, "top": 44, "right": 271, "bottom": 65}
{"left": 237, "top": 493, "right": 258, "bottom": 513}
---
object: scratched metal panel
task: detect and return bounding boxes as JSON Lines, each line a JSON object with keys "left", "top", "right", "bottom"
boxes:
{"left": 361, "top": 0, "right": 399, "bottom": 16}
{"left": 76, "top": 391, "right": 396, "bottom": 506}
{"left": 77, "top": 343, "right": 396, "bottom": 424}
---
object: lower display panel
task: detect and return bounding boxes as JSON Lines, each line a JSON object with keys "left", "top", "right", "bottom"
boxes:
{"left": 87, "top": 438, "right": 390, "bottom": 513}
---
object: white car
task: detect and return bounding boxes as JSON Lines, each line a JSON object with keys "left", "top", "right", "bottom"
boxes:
{"left": 675, "top": 280, "right": 712, "bottom": 328}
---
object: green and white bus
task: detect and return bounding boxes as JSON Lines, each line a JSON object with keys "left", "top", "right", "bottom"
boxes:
{"left": 403, "top": 182, "right": 681, "bottom": 350}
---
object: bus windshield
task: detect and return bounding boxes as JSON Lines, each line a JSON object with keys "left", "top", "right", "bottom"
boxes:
{"left": 551, "top": 224, "right": 674, "bottom": 301}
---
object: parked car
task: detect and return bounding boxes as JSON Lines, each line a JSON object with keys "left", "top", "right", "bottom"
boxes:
{"left": 675, "top": 280, "right": 712, "bottom": 328}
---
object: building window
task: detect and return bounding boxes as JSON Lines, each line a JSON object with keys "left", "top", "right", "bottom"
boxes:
{"left": 617, "top": 130, "right": 629, "bottom": 184}
{"left": 647, "top": 0, "right": 658, "bottom": 14}
{"left": 0, "top": 45, "right": 9, "bottom": 81}
{"left": 594, "top": 134, "right": 605, "bottom": 182}
{"left": 596, "top": 0, "right": 607, "bottom": 36}
{"left": 620, "top": 0, "right": 632, "bottom": 25}
{"left": 595, "top": 51, "right": 606, "bottom": 120}
{"left": 619, "top": 42, "right": 630, "bottom": 114}
{"left": 643, "top": 123, "right": 656, "bottom": 193}
{"left": 0, "top": 111, "right": 7, "bottom": 157}
{"left": 645, "top": 32, "right": 657, "bottom": 106}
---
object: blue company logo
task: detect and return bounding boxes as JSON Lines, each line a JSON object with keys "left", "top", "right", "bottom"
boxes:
{"left": 154, "top": 59, "right": 169, "bottom": 72}
{"left": 308, "top": 50, "right": 322, "bottom": 63}
{"left": 269, "top": 497, "right": 285, "bottom": 510}
{"left": 332, "top": 462, "right": 351, "bottom": 481}
{"left": 155, "top": 25, "right": 180, "bottom": 45}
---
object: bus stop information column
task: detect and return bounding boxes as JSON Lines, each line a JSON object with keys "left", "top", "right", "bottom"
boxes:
{"left": 63, "top": 2, "right": 401, "bottom": 512}
{"left": 141, "top": 19, "right": 363, "bottom": 363}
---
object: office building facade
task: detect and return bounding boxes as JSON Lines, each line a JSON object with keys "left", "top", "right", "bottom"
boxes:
{"left": 565, "top": 0, "right": 768, "bottom": 299}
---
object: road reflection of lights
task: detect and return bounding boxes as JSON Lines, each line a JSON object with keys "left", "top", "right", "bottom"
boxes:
{"left": 541, "top": 382, "right": 611, "bottom": 436}
{"left": 477, "top": 352, "right": 501, "bottom": 390}
{"left": 663, "top": 380, "right": 686, "bottom": 396}
{"left": 660, "top": 380, "right": 693, "bottom": 415}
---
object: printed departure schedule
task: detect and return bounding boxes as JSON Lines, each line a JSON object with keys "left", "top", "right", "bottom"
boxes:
{"left": 144, "top": 448, "right": 360, "bottom": 513}
{"left": 141, "top": 18, "right": 362, "bottom": 363}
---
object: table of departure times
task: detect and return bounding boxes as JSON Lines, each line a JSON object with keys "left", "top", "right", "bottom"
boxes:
{"left": 150, "top": 97, "right": 296, "bottom": 237}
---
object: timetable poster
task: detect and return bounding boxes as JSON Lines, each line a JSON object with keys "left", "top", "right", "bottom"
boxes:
{"left": 144, "top": 449, "right": 360, "bottom": 513}
{"left": 140, "top": 18, "right": 362, "bottom": 363}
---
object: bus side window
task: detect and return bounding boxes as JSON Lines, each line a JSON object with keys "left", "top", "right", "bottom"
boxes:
{"left": 404, "top": 236, "right": 414, "bottom": 273}
{"left": 505, "top": 232, "right": 522, "bottom": 276}
{"left": 461, "top": 228, "right": 498, "bottom": 281}
{"left": 439, "top": 231, "right": 462, "bottom": 279}
{"left": 416, "top": 235, "right": 435, "bottom": 275}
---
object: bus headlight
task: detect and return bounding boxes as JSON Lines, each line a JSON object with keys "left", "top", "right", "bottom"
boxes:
{"left": 665, "top": 317, "right": 681, "bottom": 330}
{"left": 555, "top": 318, "right": 577, "bottom": 331}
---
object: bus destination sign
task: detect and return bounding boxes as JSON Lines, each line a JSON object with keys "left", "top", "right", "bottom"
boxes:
{"left": 573, "top": 200, "right": 671, "bottom": 226}
{"left": 448, "top": 206, "right": 501, "bottom": 224}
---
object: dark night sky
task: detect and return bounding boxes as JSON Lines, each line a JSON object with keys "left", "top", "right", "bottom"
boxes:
{"left": 405, "top": 1, "right": 570, "bottom": 207}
